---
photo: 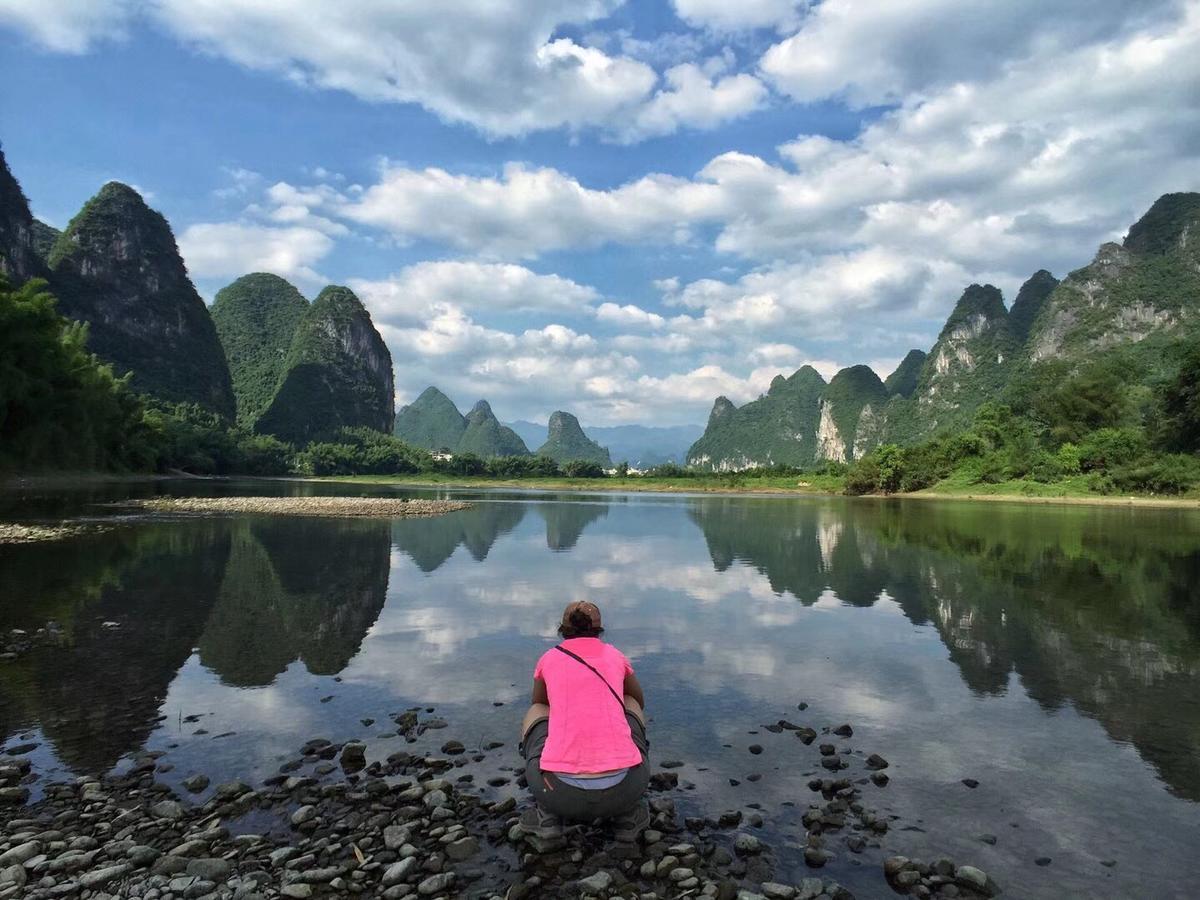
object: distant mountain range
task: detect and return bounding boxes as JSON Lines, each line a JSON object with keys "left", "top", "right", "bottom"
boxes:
{"left": 508, "top": 420, "right": 702, "bottom": 467}
{"left": 686, "top": 192, "right": 1200, "bottom": 470}
{"left": 394, "top": 388, "right": 627, "bottom": 464}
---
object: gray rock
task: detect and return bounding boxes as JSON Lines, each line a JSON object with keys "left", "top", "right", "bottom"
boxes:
{"left": 796, "top": 878, "right": 825, "bottom": 900}
{"left": 127, "top": 845, "right": 160, "bottom": 868}
{"left": 733, "top": 834, "right": 763, "bottom": 855}
{"left": 152, "top": 854, "right": 191, "bottom": 876}
{"left": 79, "top": 863, "right": 131, "bottom": 888}
{"left": 383, "top": 826, "right": 409, "bottom": 850}
{"left": 0, "top": 866, "right": 26, "bottom": 889}
{"left": 884, "top": 856, "right": 910, "bottom": 877}
{"left": 297, "top": 867, "right": 343, "bottom": 883}
{"left": 291, "top": 805, "right": 317, "bottom": 826}
{"left": 955, "top": 865, "right": 989, "bottom": 892}
{"left": 866, "top": 754, "right": 888, "bottom": 769}
{"left": 150, "top": 800, "right": 184, "bottom": 820}
{"left": 281, "top": 885, "right": 313, "bottom": 899}
{"left": 417, "top": 872, "right": 455, "bottom": 895}
{"left": 761, "top": 884, "right": 796, "bottom": 899}
{"left": 187, "top": 858, "right": 231, "bottom": 881}
{"left": 444, "top": 836, "right": 479, "bottom": 861}
{"left": 382, "top": 858, "right": 417, "bottom": 886}
{"left": 214, "top": 780, "right": 251, "bottom": 799}
{"left": 182, "top": 775, "right": 210, "bottom": 793}
{"left": 0, "top": 841, "right": 41, "bottom": 867}
{"left": 804, "top": 847, "right": 831, "bottom": 867}
{"left": 577, "top": 870, "right": 613, "bottom": 893}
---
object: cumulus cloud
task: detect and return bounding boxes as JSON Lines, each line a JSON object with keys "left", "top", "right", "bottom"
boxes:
{"left": 617, "top": 62, "right": 768, "bottom": 142}
{"left": 673, "top": 0, "right": 804, "bottom": 33}
{"left": 1, "top": 0, "right": 767, "bottom": 141}
{"left": 759, "top": 0, "right": 1185, "bottom": 106}
{"left": 178, "top": 222, "right": 333, "bottom": 287}
{"left": 595, "top": 302, "right": 667, "bottom": 329}
{"left": 0, "top": 0, "right": 132, "bottom": 52}
{"left": 351, "top": 262, "right": 600, "bottom": 327}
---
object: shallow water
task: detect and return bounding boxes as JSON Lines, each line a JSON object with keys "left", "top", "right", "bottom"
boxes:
{"left": 2, "top": 480, "right": 1199, "bottom": 898}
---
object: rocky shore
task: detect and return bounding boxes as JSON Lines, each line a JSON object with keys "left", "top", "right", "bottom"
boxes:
{"left": 0, "top": 708, "right": 1003, "bottom": 900}
{"left": 0, "top": 523, "right": 99, "bottom": 545}
{"left": 128, "top": 498, "right": 472, "bottom": 519}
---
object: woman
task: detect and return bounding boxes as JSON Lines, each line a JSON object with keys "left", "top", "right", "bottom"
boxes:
{"left": 518, "top": 600, "right": 650, "bottom": 840}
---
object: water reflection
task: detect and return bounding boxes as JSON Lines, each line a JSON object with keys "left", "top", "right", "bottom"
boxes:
{"left": 0, "top": 522, "right": 231, "bottom": 771}
{"left": 2, "top": 488, "right": 1199, "bottom": 898}
{"left": 686, "top": 496, "right": 1200, "bottom": 799}
{"left": 198, "top": 518, "right": 391, "bottom": 686}
{"left": 391, "top": 502, "right": 526, "bottom": 571}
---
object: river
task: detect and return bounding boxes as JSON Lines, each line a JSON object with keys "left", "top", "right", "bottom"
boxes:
{"left": 1, "top": 480, "right": 1198, "bottom": 898}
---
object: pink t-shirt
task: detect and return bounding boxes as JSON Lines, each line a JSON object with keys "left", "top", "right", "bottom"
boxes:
{"left": 533, "top": 637, "right": 642, "bottom": 774}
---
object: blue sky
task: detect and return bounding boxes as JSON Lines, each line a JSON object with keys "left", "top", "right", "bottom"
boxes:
{"left": 2, "top": 0, "right": 1198, "bottom": 425}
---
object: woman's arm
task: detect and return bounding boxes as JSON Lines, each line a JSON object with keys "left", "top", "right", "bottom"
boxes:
{"left": 531, "top": 676, "right": 549, "bottom": 705}
{"left": 623, "top": 672, "right": 645, "bottom": 709}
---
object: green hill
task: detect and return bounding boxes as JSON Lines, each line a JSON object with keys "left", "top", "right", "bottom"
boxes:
{"left": 884, "top": 350, "right": 926, "bottom": 399}
{"left": 31, "top": 219, "right": 60, "bottom": 263}
{"left": 687, "top": 366, "right": 827, "bottom": 469}
{"left": 822, "top": 365, "right": 890, "bottom": 461}
{"left": 1008, "top": 270, "right": 1059, "bottom": 345}
{"left": 537, "top": 411, "right": 612, "bottom": 466}
{"left": 47, "top": 182, "right": 236, "bottom": 419}
{"left": 1026, "top": 193, "right": 1200, "bottom": 366}
{"left": 0, "top": 145, "right": 46, "bottom": 284}
{"left": 393, "top": 386, "right": 467, "bottom": 451}
{"left": 458, "top": 400, "right": 529, "bottom": 457}
{"left": 211, "top": 273, "right": 310, "bottom": 427}
{"left": 255, "top": 285, "right": 394, "bottom": 444}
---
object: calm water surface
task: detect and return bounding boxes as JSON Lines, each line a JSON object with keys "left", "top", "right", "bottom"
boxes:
{"left": 1, "top": 481, "right": 1199, "bottom": 899}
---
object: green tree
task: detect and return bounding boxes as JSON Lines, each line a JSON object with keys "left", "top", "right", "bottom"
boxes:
{"left": 1158, "top": 340, "right": 1200, "bottom": 452}
{"left": 0, "top": 276, "right": 153, "bottom": 471}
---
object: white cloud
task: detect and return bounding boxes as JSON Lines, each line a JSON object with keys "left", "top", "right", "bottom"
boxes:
{"left": 178, "top": 222, "right": 333, "bottom": 286}
{"left": 595, "top": 302, "right": 666, "bottom": 329}
{"left": 759, "top": 0, "right": 1184, "bottom": 106}
{"left": 618, "top": 62, "right": 768, "bottom": 142}
{"left": 0, "top": 0, "right": 767, "bottom": 141}
{"left": 0, "top": 0, "right": 132, "bottom": 52}
{"left": 352, "top": 262, "right": 600, "bottom": 327}
{"left": 673, "top": 0, "right": 804, "bottom": 33}
{"left": 331, "top": 161, "right": 725, "bottom": 258}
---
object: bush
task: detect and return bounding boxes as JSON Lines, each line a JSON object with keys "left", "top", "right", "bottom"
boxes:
{"left": 439, "top": 452, "right": 487, "bottom": 476}
{"left": 845, "top": 457, "right": 880, "bottom": 495}
{"left": 562, "top": 459, "right": 606, "bottom": 478}
{"left": 875, "top": 444, "right": 904, "bottom": 493}
{"left": 1110, "top": 455, "right": 1200, "bottom": 495}
{"left": 485, "top": 455, "right": 561, "bottom": 478}
{"left": 234, "top": 433, "right": 294, "bottom": 476}
{"left": 294, "top": 427, "right": 426, "bottom": 476}
{"left": 1029, "top": 451, "right": 1066, "bottom": 483}
{"left": 1077, "top": 428, "right": 1148, "bottom": 472}
{"left": 1056, "top": 442, "right": 1082, "bottom": 476}
{"left": 646, "top": 462, "right": 695, "bottom": 478}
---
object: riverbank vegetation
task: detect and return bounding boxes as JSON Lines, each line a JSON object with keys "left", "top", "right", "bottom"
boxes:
{"left": 3, "top": 275, "right": 1197, "bottom": 501}
{"left": 845, "top": 346, "right": 1200, "bottom": 498}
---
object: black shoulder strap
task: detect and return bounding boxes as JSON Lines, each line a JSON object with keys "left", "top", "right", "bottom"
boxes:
{"left": 554, "top": 644, "right": 626, "bottom": 710}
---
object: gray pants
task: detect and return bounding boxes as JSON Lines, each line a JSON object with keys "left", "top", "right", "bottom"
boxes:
{"left": 520, "top": 713, "right": 650, "bottom": 821}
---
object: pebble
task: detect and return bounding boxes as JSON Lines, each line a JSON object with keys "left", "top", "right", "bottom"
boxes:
{"left": 577, "top": 870, "right": 613, "bottom": 892}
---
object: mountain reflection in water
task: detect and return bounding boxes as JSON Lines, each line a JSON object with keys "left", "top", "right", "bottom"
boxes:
{"left": 1, "top": 486, "right": 1198, "bottom": 898}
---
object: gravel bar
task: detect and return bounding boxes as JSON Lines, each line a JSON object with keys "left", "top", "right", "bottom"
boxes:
{"left": 0, "top": 524, "right": 96, "bottom": 544}
{"left": 130, "top": 497, "right": 472, "bottom": 518}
